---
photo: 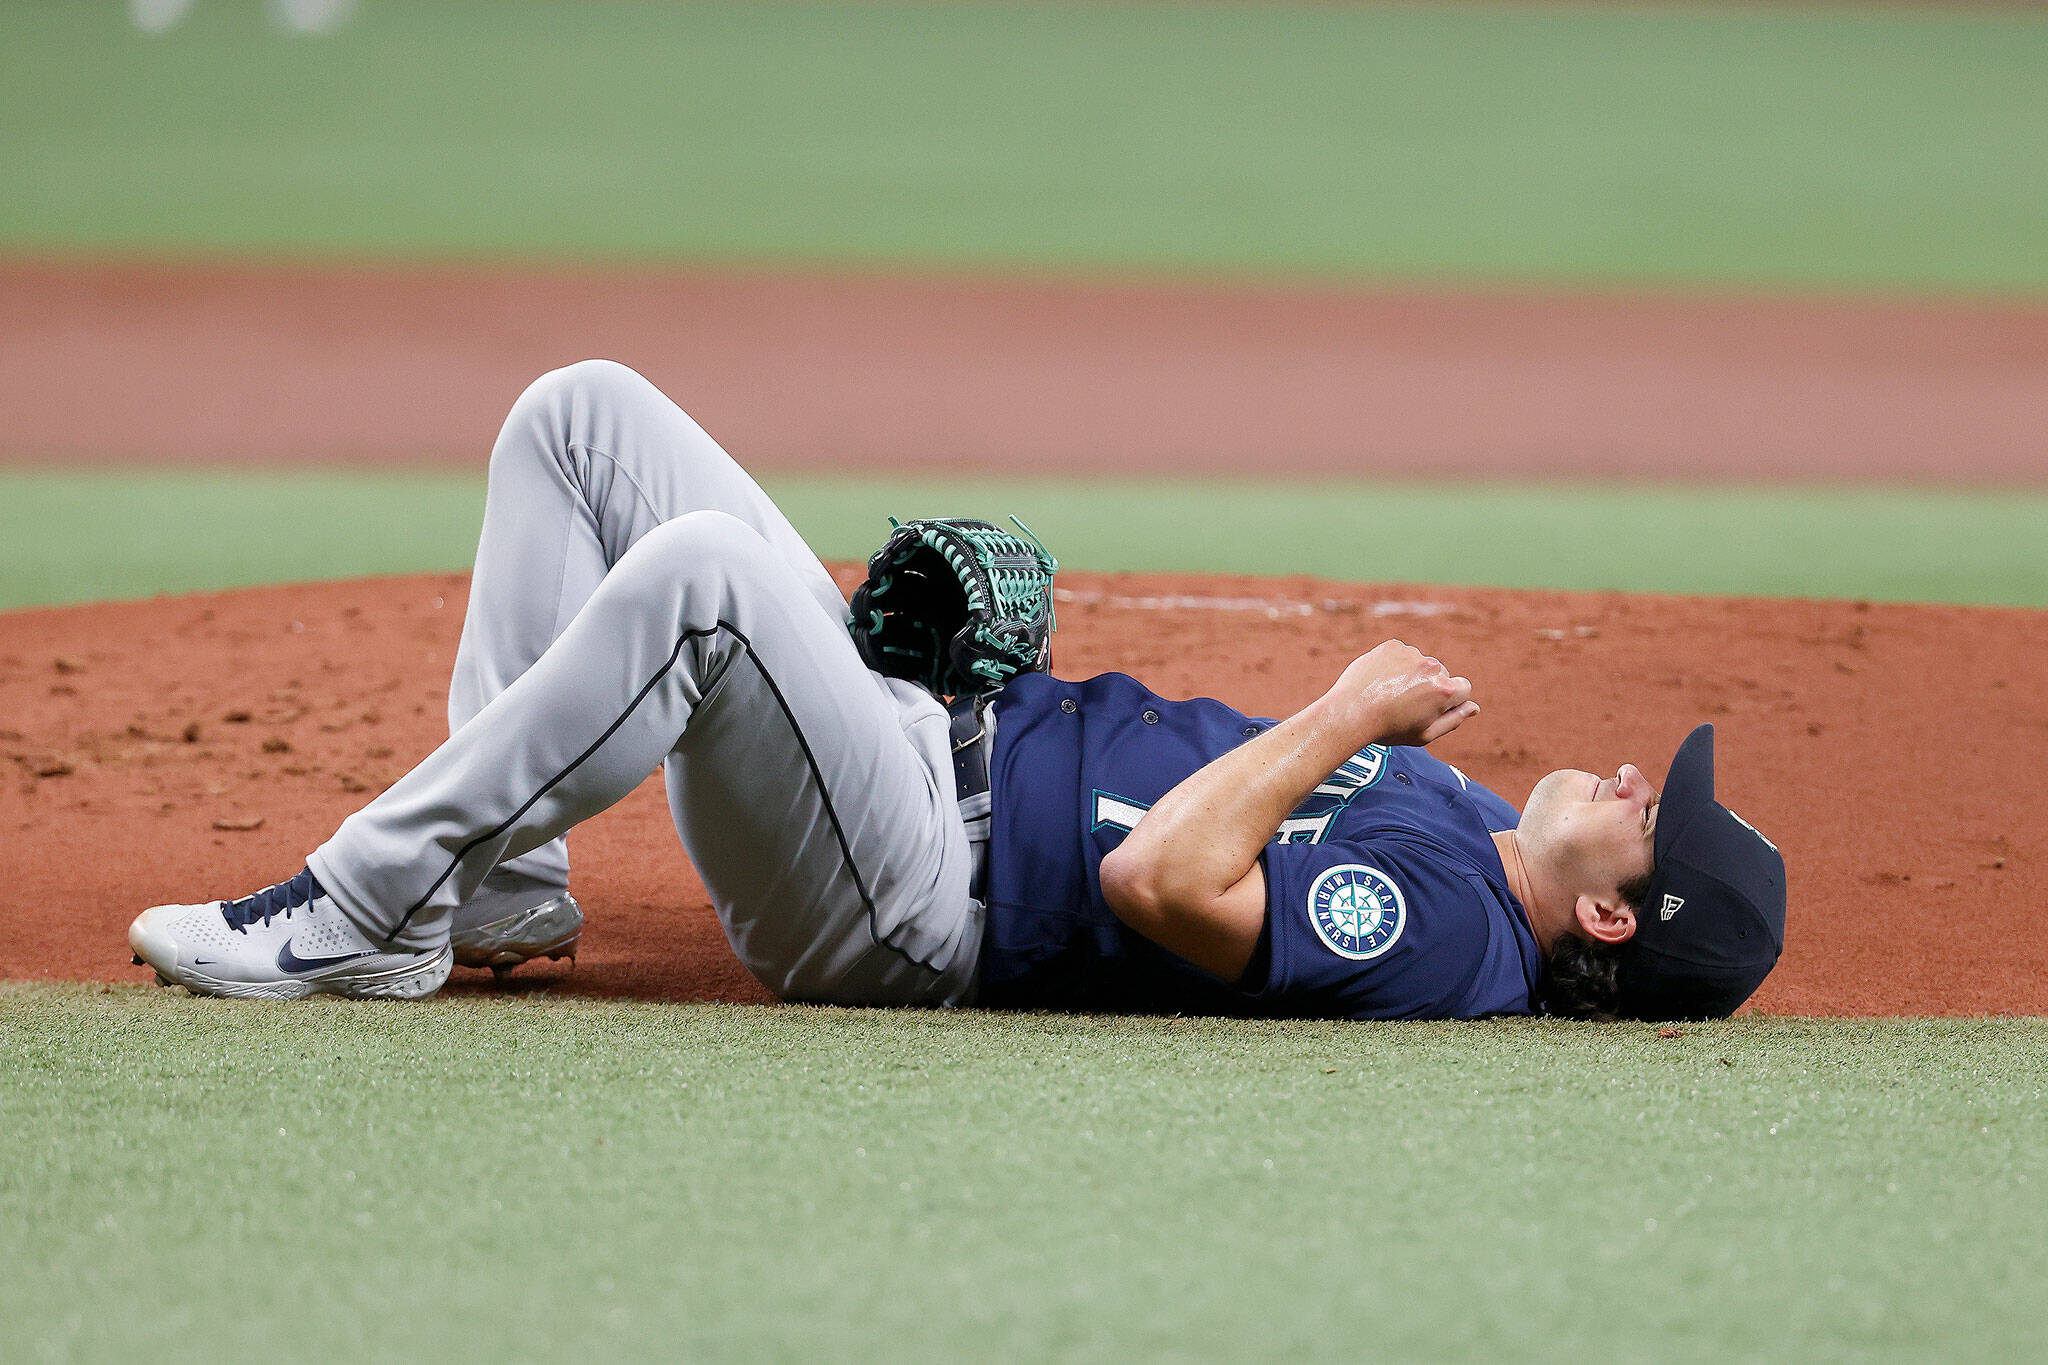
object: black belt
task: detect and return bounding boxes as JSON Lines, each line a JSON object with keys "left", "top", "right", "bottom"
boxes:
{"left": 948, "top": 695, "right": 993, "bottom": 901}
{"left": 948, "top": 694, "right": 991, "bottom": 802}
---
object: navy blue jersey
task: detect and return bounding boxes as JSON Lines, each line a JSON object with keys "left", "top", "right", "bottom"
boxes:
{"left": 978, "top": 671, "right": 1540, "bottom": 1020}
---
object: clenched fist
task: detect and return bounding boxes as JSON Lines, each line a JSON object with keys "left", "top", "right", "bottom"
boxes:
{"left": 1325, "top": 640, "right": 1479, "bottom": 748}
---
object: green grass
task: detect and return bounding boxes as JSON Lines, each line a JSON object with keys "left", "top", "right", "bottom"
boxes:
{"left": 0, "top": 470, "right": 488, "bottom": 610}
{"left": 3, "top": 1, "right": 2045, "bottom": 293}
{"left": 6, "top": 469, "right": 2048, "bottom": 612}
{"left": 2, "top": 985, "right": 2043, "bottom": 1360}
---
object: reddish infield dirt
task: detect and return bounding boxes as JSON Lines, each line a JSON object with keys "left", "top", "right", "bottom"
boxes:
{"left": 4, "top": 258, "right": 2045, "bottom": 481}
{"left": 2, "top": 570, "right": 2043, "bottom": 1016}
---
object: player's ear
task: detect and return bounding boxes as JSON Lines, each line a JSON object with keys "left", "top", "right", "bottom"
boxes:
{"left": 1573, "top": 894, "right": 1638, "bottom": 946}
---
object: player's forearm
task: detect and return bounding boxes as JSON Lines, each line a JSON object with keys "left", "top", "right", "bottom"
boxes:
{"left": 1099, "top": 643, "right": 1474, "bottom": 978}
{"left": 1105, "top": 693, "right": 1371, "bottom": 908}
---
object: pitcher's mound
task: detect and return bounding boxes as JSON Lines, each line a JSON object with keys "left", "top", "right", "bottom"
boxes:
{"left": 4, "top": 569, "right": 2042, "bottom": 1016}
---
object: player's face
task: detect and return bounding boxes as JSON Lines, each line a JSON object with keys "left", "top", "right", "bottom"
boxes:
{"left": 1519, "top": 763, "right": 1660, "bottom": 911}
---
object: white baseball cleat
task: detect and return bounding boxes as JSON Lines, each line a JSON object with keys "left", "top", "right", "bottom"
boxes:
{"left": 129, "top": 868, "right": 451, "bottom": 1001}
{"left": 450, "top": 889, "right": 582, "bottom": 975}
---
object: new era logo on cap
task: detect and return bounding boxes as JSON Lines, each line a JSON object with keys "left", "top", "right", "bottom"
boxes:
{"left": 1659, "top": 893, "right": 1685, "bottom": 921}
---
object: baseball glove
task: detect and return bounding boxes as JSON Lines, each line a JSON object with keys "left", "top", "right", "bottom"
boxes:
{"left": 847, "top": 517, "right": 1058, "bottom": 698}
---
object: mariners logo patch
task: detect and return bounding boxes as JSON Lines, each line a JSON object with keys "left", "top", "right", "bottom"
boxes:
{"left": 1306, "top": 864, "right": 1406, "bottom": 961}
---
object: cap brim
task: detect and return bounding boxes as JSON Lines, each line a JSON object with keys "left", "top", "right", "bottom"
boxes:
{"left": 1654, "top": 723, "right": 1717, "bottom": 864}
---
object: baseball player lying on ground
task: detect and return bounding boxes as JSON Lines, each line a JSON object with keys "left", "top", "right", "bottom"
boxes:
{"left": 130, "top": 361, "right": 1786, "bottom": 1021}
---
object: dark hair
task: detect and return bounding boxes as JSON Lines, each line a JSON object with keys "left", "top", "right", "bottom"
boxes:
{"left": 1534, "top": 869, "right": 1654, "bottom": 1021}
{"left": 1535, "top": 933, "right": 1626, "bottom": 1020}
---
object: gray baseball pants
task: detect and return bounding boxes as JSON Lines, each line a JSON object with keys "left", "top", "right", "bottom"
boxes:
{"left": 307, "top": 360, "right": 983, "bottom": 1005}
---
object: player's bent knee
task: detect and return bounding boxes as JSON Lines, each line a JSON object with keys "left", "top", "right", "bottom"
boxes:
{"left": 494, "top": 359, "right": 669, "bottom": 485}
{"left": 614, "top": 511, "right": 777, "bottom": 596}
{"left": 509, "top": 358, "right": 653, "bottom": 427}
{"left": 552, "top": 357, "right": 649, "bottom": 400}
{"left": 534, "top": 356, "right": 637, "bottom": 386}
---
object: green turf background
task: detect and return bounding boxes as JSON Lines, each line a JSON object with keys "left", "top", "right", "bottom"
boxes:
{"left": 3, "top": 0, "right": 2044, "bottom": 293}
{"left": 6, "top": 985, "right": 2045, "bottom": 1360}
{"left": 4, "top": 0, "right": 2045, "bottom": 611}
{"left": 6, "top": 468, "right": 2048, "bottom": 611}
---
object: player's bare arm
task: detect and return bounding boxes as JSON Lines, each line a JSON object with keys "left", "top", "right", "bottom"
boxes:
{"left": 1099, "top": 641, "right": 1478, "bottom": 980}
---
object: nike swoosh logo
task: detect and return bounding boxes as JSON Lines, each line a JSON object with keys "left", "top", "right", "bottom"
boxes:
{"left": 276, "top": 941, "right": 378, "bottom": 974}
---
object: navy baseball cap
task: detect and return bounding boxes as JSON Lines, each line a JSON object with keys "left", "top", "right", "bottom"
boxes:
{"left": 1613, "top": 725, "right": 1787, "bottom": 1020}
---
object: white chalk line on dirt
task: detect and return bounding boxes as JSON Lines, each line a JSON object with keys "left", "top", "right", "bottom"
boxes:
{"left": 1052, "top": 589, "right": 1458, "bottom": 621}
